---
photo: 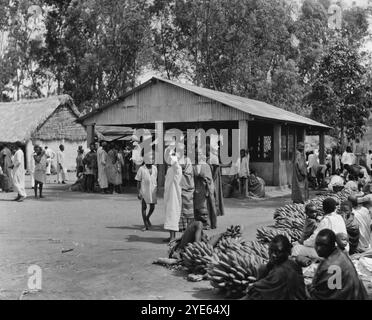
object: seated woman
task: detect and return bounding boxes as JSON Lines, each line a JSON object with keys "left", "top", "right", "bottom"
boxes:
{"left": 247, "top": 169, "right": 265, "bottom": 198}
{"left": 243, "top": 235, "right": 307, "bottom": 300}
{"left": 70, "top": 171, "right": 86, "bottom": 192}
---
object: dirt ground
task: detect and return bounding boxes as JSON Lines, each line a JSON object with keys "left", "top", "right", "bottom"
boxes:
{"left": 0, "top": 174, "right": 294, "bottom": 300}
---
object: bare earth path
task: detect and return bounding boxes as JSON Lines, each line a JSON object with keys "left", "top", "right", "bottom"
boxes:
{"left": 0, "top": 177, "right": 293, "bottom": 300}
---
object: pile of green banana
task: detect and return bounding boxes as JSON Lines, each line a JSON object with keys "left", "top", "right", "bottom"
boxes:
{"left": 181, "top": 242, "right": 216, "bottom": 274}
{"left": 216, "top": 237, "right": 247, "bottom": 253}
{"left": 245, "top": 240, "right": 270, "bottom": 261}
{"left": 222, "top": 225, "right": 242, "bottom": 239}
{"left": 207, "top": 249, "right": 266, "bottom": 298}
{"left": 256, "top": 226, "right": 292, "bottom": 244}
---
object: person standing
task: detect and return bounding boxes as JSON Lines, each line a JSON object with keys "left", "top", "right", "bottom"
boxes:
{"left": 29, "top": 146, "right": 35, "bottom": 190}
{"left": 353, "top": 138, "right": 365, "bottom": 167}
{"left": 208, "top": 143, "right": 225, "bottom": 216}
{"left": 0, "top": 143, "right": 13, "bottom": 191}
{"left": 164, "top": 150, "right": 183, "bottom": 242}
{"left": 135, "top": 153, "right": 157, "bottom": 231}
{"left": 97, "top": 141, "right": 109, "bottom": 193}
{"left": 33, "top": 145, "right": 47, "bottom": 199}
{"left": 238, "top": 149, "right": 250, "bottom": 198}
{"left": 44, "top": 146, "right": 55, "bottom": 176}
{"left": 76, "top": 146, "right": 85, "bottom": 179}
{"left": 194, "top": 152, "right": 217, "bottom": 230}
{"left": 56, "top": 144, "right": 67, "bottom": 184}
{"left": 179, "top": 147, "right": 195, "bottom": 232}
{"left": 341, "top": 146, "right": 356, "bottom": 168}
{"left": 106, "top": 144, "right": 118, "bottom": 193}
{"left": 10, "top": 142, "right": 27, "bottom": 202}
{"left": 291, "top": 142, "right": 309, "bottom": 204}
{"left": 83, "top": 143, "right": 97, "bottom": 193}
{"left": 366, "top": 150, "right": 372, "bottom": 171}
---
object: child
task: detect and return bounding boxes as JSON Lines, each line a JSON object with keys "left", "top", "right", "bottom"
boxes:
{"left": 299, "top": 204, "right": 319, "bottom": 244}
{"left": 336, "top": 233, "right": 349, "bottom": 253}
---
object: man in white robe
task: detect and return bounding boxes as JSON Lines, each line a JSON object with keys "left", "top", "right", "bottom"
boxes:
{"left": 11, "top": 142, "right": 27, "bottom": 202}
{"left": 56, "top": 144, "right": 67, "bottom": 184}
{"left": 164, "top": 149, "right": 183, "bottom": 243}
{"left": 45, "top": 146, "right": 55, "bottom": 175}
{"left": 97, "top": 141, "right": 109, "bottom": 192}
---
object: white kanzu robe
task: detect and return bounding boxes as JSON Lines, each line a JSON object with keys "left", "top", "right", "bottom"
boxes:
{"left": 97, "top": 147, "right": 108, "bottom": 189}
{"left": 135, "top": 165, "right": 157, "bottom": 204}
{"left": 164, "top": 157, "right": 182, "bottom": 232}
{"left": 13, "top": 149, "right": 27, "bottom": 197}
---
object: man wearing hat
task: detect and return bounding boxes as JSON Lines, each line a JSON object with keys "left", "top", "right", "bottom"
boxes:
{"left": 292, "top": 142, "right": 309, "bottom": 204}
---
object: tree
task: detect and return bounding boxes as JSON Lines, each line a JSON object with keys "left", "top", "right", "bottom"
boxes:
{"left": 42, "top": 0, "right": 151, "bottom": 111}
{"left": 305, "top": 40, "right": 372, "bottom": 146}
{"left": 341, "top": 7, "right": 369, "bottom": 46}
{"left": 294, "top": 0, "right": 330, "bottom": 85}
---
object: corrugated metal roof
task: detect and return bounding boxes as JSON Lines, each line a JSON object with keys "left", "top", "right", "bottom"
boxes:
{"left": 154, "top": 77, "right": 329, "bottom": 129}
{"left": 79, "top": 76, "right": 330, "bottom": 129}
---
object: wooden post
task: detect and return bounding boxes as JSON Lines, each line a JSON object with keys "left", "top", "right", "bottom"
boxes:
{"left": 238, "top": 120, "right": 248, "bottom": 151}
{"left": 155, "top": 121, "right": 165, "bottom": 188}
{"left": 319, "top": 131, "right": 325, "bottom": 164}
{"left": 87, "top": 124, "right": 95, "bottom": 146}
{"left": 273, "top": 124, "right": 281, "bottom": 186}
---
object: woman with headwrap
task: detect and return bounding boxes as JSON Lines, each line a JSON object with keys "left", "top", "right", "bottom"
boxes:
{"left": 179, "top": 145, "right": 195, "bottom": 232}
{"left": 292, "top": 142, "right": 309, "bottom": 204}
{"left": 193, "top": 151, "right": 217, "bottom": 230}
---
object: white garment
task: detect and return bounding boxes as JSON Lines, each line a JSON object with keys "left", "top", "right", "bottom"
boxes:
{"left": 328, "top": 175, "right": 344, "bottom": 191}
{"left": 56, "top": 150, "right": 65, "bottom": 167}
{"left": 366, "top": 153, "right": 372, "bottom": 170}
{"left": 303, "top": 211, "right": 347, "bottom": 248}
{"left": 229, "top": 158, "right": 240, "bottom": 176}
{"left": 344, "top": 180, "right": 358, "bottom": 193}
{"left": 12, "top": 149, "right": 27, "bottom": 197}
{"left": 97, "top": 147, "right": 108, "bottom": 189}
{"left": 45, "top": 149, "right": 55, "bottom": 175}
{"left": 135, "top": 165, "right": 157, "bottom": 204}
{"left": 164, "top": 156, "right": 182, "bottom": 232}
{"left": 29, "top": 152, "right": 35, "bottom": 188}
{"left": 353, "top": 207, "right": 371, "bottom": 252}
{"left": 341, "top": 151, "right": 356, "bottom": 166}
{"left": 239, "top": 156, "right": 250, "bottom": 178}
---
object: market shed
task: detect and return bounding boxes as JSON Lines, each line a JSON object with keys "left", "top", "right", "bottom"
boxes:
{"left": 0, "top": 95, "right": 87, "bottom": 171}
{"left": 79, "top": 76, "right": 330, "bottom": 187}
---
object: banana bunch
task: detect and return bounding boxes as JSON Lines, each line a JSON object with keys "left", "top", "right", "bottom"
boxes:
{"left": 222, "top": 225, "right": 243, "bottom": 239}
{"left": 276, "top": 226, "right": 303, "bottom": 242}
{"left": 216, "top": 237, "right": 247, "bottom": 254}
{"left": 273, "top": 203, "right": 306, "bottom": 221}
{"left": 256, "top": 226, "right": 292, "bottom": 244}
{"left": 181, "top": 242, "right": 216, "bottom": 274}
{"left": 275, "top": 215, "right": 305, "bottom": 231}
{"left": 246, "top": 241, "right": 269, "bottom": 261}
{"left": 207, "top": 250, "right": 266, "bottom": 298}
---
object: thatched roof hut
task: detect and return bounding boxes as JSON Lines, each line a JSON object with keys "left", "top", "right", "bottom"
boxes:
{"left": 0, "top": 95, "right": 87, "bottom": 171}
{"left": 0, "top": 94, "right": 85, "bottom": 143}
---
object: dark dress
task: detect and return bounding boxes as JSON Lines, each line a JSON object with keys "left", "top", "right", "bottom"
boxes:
{"left": 245, "top": 259, "right": 307, "bottom": 300}
{"left": 292, "top": 150, "right": 309, "bottom": 204}
{"left": 308, "top": 248, "right": 368, "bottom": 300}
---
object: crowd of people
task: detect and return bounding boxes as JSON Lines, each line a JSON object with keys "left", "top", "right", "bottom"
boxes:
{"left": 292, "top": 141, "right": 372, "bottom": 204}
